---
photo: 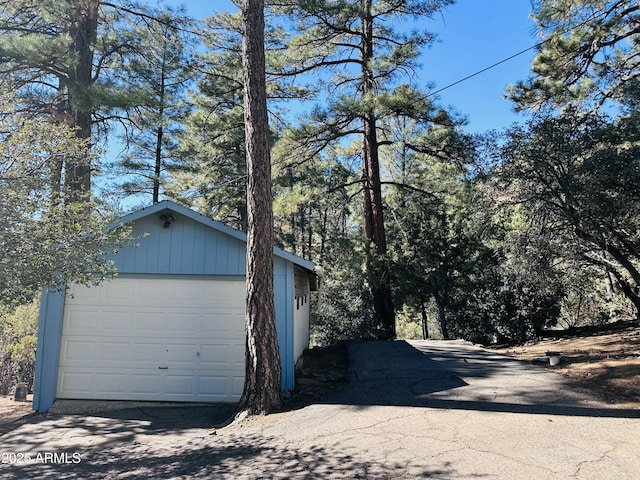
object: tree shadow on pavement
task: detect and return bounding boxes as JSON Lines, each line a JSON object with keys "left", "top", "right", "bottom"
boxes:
{"left": 0, "top": 426, "right": 457, "bottom": 479}
{"left": 320, "top": 340, "right": 640, "bottom": 419}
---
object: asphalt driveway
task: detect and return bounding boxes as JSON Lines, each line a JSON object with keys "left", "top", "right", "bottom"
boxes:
{"left": 1, "top": 340, "right": 638, "bottom": 479}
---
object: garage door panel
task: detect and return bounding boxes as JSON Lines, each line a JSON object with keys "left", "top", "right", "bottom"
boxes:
{"left": 198, "top": 375, "right": 241, "bottom": 397}
{"left": 202, "top": 314, "right": 244, "bottom": 336}
{"left": 165, "top": 344, "right": 196, "bottom": 363}
{"left": 130, "top": 342, "right": 164, "bottom": 363}
{"left": 67, "top": 282, "right": 136, "bottom": 305}
{"left": 136, "top": 281, "right": 170, "bottom": 302}
{"left": 198, "top": 375, "right": 244, "bottom": 400}
{"left": 101, "top": 310, "right": 133, "bottom": 332}
{"left": 164, "top": 375, "right": 194, "bottom": 395}
{"left": 95, "top": 373, "right": 131, "bottom": 394}
{"left": 59, "top": 366, "right": 245, "bottom": 401}
{"left": 103, "top": 281, "right": 137, "bottom": 302}
{"left": 133, "top": 311, "right": 167, "bottom": 333}
{"left": 165, "top": 313, "right": 202, "bottom": 333}
{"left": 170, "top": 281, "right": 205, "bottom": 301}
{"left": 60, "top": 340, "right": 96, "bottom": 362}
{"left": 198, "top": 343, "right": 244, "bottom": 366}
{"left": 98, "top": 341, "right": 132, "bottom": 362}
{"left": 64, "top": 308, "right": 99, "bottom": 332}
{"left": 232, "top": 376, "right": 245, "bottom": 396}
{"left": 205, "top": 281, "right": 244, "bottom": 300}
{"left": 131, "top": 374, "right": 164, "bottom": 394}
{"left": 58, "top": 371, "right": 91, "bottom": 394}
{"left": 58, "top": 278, "right": 246, "bottom": 403}
{"left": 64, "top": 309, "right": 136, "bottom": 336}
{"left": 66, "top": 284, "right": 101, "bottom": 304}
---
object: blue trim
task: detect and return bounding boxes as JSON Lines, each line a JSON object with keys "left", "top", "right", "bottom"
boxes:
{"left": 33, "top": 287, "right": 66, "bottom": 412}
{"left": 112, "top": 273, "right": 246, "bottom": 282}
{"left": 273, "top": 258, "right": 288, "bottom": 389}
{"left": 274, "top": 246, "right": 315, "bottom": 272}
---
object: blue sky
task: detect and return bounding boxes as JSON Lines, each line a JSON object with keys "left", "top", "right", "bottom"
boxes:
{"left": 168, "top": 0, "right": 539, "bottom": 134}
{"left": 424, "top": 0, "right": 538, "bottom": 132}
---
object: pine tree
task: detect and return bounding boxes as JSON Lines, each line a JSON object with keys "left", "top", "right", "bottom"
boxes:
{"left": 0, "top": 0, "right": 102, "bottom": 199}
{"left": 384, "top": 116, "right": 475, "bottom": 339}
{"left": 0, "top": 1, "right": 197, "bottom": 202}
{"left": 108, "top": 6, "right": 196, "bottom": 205}
{"left": 169, "top": 11, "right": 305, "bottom": 230}
{"left": 273, "top": 0, "right": 454, "bottom": 338}
{"left": 168, "top": 13, "right": 249, "bottom": 228}
{"left": 508, "top": 0, "right": 640, "bottom": 109}
{"left": 238, "top": 0, "right": 282, "bottom": 415}
{"left": 0, "top": 96, "right": 127, "bottom": 306}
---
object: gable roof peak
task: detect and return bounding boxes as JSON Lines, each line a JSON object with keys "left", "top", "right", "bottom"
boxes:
{"left": 117, "top": 200, "right": 316, "bottom": 272}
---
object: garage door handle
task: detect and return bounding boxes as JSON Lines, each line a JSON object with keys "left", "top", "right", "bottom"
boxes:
{"left": 158, "top": 366, "right": 168, "bottom": 370}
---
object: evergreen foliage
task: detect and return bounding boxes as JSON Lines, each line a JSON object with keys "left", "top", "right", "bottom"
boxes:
{"left": 2, "top": 0, "right": 639, "bottom": 371}
{"left": 167, "top": 13, "right": 249, "bottom": 229}
{"left": 272, "top": 0, "right": 456, "bottom": 338}
{"left": 489, "top": 109, "right": 640, "bottom": 318}
{"left": 508, "top": 0, "right": 640, "bottom": 109}
{"left": 0, "top": 98, "right": 128, "bottom": 307}
{"left": 105, "top": 6, "right": 197, "bottom": 205}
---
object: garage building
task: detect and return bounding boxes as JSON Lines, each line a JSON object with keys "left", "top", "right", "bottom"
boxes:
{"left": 33, "top": 201, "right": 317, "bottom": 412}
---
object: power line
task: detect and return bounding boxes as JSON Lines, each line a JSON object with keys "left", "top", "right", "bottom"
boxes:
{"left": 169, "top": 7, "right": 614, "bottom": 198}
{"left": 427, "top": 7, "right": 609, "bottom": 98}
{"left": 427, "top": 42, "right": 543, "bottom": 98}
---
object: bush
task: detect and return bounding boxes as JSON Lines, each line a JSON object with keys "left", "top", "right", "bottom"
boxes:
{"left": 310, "top": 266, "right": 382, "bottom": 346}
{"left": 0, "top": 297, "right": 39, "bottom": 394}
{"left": 395, "top": 307, "right": 424, "bottom": 340}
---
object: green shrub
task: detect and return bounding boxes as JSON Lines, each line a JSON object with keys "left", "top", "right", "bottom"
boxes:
{"left": 395, "top": 305, "right": 426, "bottom": 340}
{"left": 0, "top": 297, "right": 39, "bottom": 394}
{"left": 310, "top": 266, "right": 382, "bottom": 346}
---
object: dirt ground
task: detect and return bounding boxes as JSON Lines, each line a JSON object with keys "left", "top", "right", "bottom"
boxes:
{"left": 0, "top": 393, "right": 35, "bottom": 433}
{"left": 490, "top": 322, "right": 640, "bottom": 409}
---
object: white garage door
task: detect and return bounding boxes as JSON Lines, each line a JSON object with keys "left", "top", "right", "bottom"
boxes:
{"left": 57, "top": 278, "right": 246, "bottom": 403}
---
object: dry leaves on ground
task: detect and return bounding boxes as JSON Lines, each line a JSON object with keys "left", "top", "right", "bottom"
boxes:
{"left": 490, "top": 323, "right": 640, "bottom": 408}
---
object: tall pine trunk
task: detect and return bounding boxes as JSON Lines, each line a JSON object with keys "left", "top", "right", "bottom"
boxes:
{"left": 361, "top": 0, "right": 395, "bottom": 339}
{"left": 153, "top": 39, "right": 170, "bottom": 204}
{"left": 64, "top": 0, "right": 98, "bottom": 200}
{"left": 153, "top": 58, "right": 166, "bottom": 204}
{"left": 237, "top": 0, "right": 283, "bottom": 414}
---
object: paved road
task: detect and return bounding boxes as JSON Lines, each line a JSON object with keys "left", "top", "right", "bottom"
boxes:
{"left": 1, "top": 340, "right": 638, "bottom": 479}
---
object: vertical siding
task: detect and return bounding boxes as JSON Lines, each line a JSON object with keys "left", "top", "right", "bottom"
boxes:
{"left": 215, "top": 233, "right": 229, "bottom": 273}
{"left": 274, "top": 257, "right": 295, "bottom": 390}
{"left": 168, "top": 218, "right": 185, "bottom": 273}
{"left": 109, "top": 212, "right": 246, "bottom": 275}
{"left": 190, "top": 223, "right": 206, "bottom": 274}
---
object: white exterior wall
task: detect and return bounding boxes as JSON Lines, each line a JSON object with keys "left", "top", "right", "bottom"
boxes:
{"left": 293, "top": 267, "right": 312, "bottom": 360}
{"left": 294, "top": 292, "right": 311, "bottom": 361}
